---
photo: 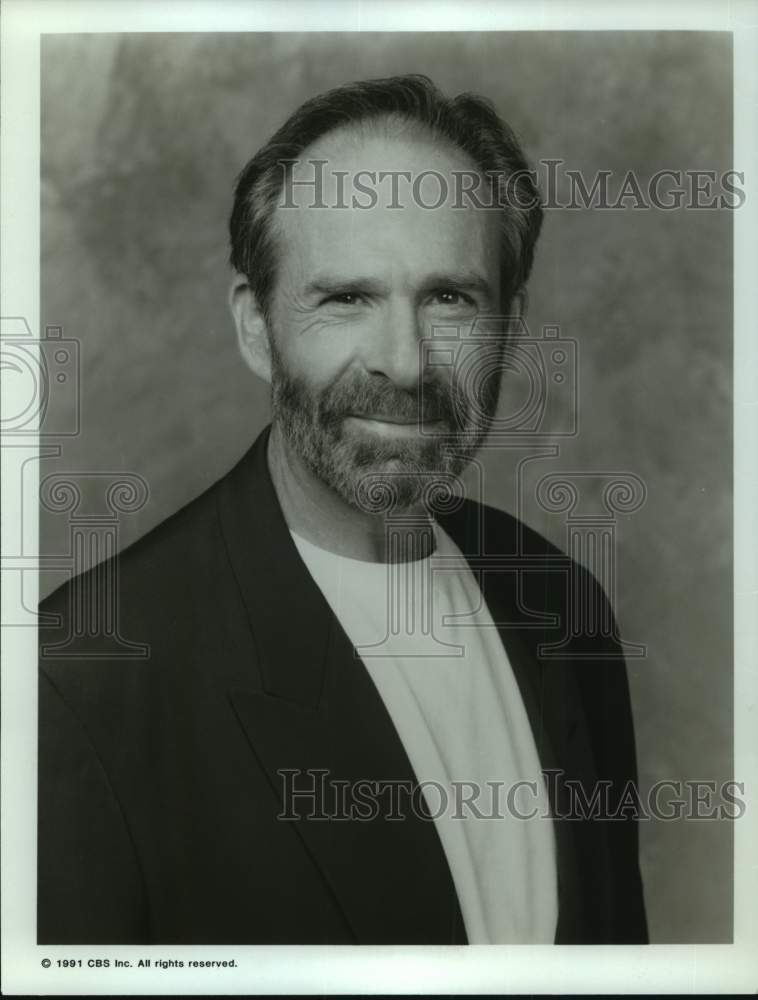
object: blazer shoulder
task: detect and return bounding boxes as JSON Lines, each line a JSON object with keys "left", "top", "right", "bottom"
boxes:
{"left": 456, "top": 497, "right": 622, "bottom": 647}
{"left": 39, "top": 463, "right": 227, "bottom": 617}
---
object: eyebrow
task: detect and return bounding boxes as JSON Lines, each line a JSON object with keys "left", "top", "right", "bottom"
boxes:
{"left": 423, "top": 271, "right": 495, "bottom": 300}
{"left": 303, "top": 271, "right": 495, "bottom": 301}
{"left": 304, "top": 277, "right": 386, "bottom": 298}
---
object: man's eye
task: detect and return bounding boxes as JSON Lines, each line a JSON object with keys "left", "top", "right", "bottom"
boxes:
{"left": 323, "top": 292, "right": 364, "bottom": 306}
{"left": 432, "top": 290, "right": 475, "bottom": 307}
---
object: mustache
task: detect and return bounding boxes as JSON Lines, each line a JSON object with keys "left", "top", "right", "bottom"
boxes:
{"left": 317, "top": 376, "right": 466, "bottom": 428}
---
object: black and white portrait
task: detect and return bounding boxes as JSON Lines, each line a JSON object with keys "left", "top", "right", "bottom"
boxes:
{"left": 1, "top": 2, "right": 755, "bottom": 995}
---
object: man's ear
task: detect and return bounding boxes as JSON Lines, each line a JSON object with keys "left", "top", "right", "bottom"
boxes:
{"left": 229, "top": 274, "right": 272, "bottom": 384}
{"left": 510, "top": 287, "right": 529, "bottom": 318}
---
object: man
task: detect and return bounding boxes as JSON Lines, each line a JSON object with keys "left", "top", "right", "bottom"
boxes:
{"left": 38, "top": 75, "right": 647, "bottom": 944}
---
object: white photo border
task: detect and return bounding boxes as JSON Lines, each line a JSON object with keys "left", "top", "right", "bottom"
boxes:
{"left": 2, "top": 0, "right": 756, "bottom": 994}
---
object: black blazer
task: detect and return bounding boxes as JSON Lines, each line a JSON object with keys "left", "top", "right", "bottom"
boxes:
{"left": 38, "top": 425, "right": 648, "bottom": 944}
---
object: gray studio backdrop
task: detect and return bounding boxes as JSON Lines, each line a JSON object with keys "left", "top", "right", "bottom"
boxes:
{"left": 39, "top": 32, "right": 733, "bottom": 943}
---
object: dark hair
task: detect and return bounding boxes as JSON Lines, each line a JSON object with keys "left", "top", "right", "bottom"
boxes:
{"left": 229, "top": 74, "right": 542, "bottom": 318}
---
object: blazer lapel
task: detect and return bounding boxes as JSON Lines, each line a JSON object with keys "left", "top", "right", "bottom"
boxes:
{"left": 217, "top": 427, "right": 466, "bottom": 944}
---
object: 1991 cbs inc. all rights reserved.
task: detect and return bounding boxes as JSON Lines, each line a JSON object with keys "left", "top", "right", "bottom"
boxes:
{"left": 41, "top": 958, "right": 239, "bottom": 970}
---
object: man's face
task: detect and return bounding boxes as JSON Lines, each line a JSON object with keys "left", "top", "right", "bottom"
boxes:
{"left": 266, "top": 125, "right": 505, "bottom": 512}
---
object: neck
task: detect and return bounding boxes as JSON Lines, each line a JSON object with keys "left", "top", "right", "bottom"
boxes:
{"left": 266, "top": 423, "right": 435, "bottom": 563}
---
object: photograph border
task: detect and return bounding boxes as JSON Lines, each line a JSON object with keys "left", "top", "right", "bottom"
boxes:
{"left": 2, "top": 0, "right": 756, "bottom": 994}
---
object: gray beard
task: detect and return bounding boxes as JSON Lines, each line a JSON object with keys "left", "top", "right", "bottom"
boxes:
{"left": 268, "top": 340, "right": 502, "bottom": 515}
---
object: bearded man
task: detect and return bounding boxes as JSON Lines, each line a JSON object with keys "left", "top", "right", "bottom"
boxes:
{"left": 38, "top": 75, "right": 648, "bottom": 945}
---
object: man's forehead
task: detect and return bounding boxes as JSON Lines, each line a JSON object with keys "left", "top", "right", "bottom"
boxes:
{"left": 282, "top": 123, "right": 485, "bottom": 210}
{"left": 271, "top": 125, "right": 501, "bottom": 284}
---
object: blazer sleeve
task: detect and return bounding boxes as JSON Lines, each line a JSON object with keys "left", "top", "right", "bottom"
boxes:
{"left": 573, "top": 572, "right": 649, "bottom": 944}
{"left": 38, "top": 671, "right": 149, "bottom": 944}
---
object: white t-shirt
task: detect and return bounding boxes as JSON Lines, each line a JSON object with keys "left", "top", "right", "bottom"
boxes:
{"left": 290, "top": 522, "right": 558, "bottom": 944}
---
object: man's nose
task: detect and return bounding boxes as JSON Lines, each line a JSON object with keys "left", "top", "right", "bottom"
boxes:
{"left": 364, "top": 300, "right": 425, "bottom": 391}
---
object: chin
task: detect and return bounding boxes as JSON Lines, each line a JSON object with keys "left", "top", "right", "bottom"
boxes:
{"left": 346, "top": 462, "right": 462, "bottom": 516}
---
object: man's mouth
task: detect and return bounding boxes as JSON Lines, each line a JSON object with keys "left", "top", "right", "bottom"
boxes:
{"left": 347, "top": 413, "right": 446, "bottom": 432}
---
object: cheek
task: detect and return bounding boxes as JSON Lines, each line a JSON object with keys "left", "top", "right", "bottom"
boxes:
{"left": 271, "top": 305, "right": 377, "bottom": 385}
{"left": 278, "top": 329, "right": 356, "bottom": 388}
